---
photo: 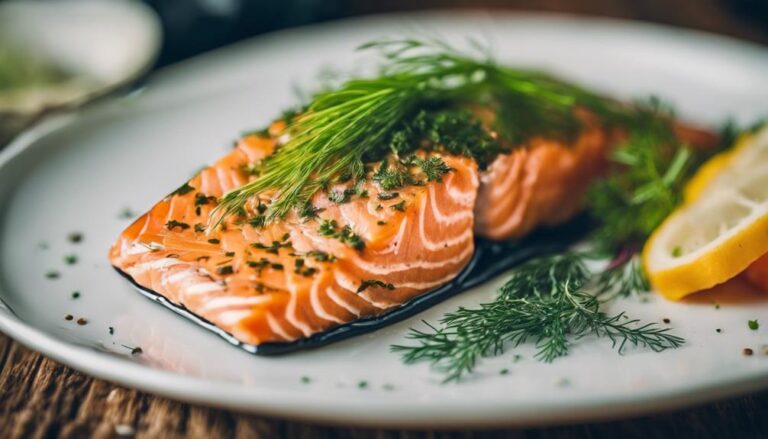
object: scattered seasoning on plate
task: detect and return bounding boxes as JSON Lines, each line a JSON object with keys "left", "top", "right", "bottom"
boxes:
{"left": 300, "top": 376, "right": 311, "bottom": 384}
{"left": 68, "top": 232, "right": 83, "bottom": 243}
{"left": 748, "top": 320, "right": 759, "bottom": 331}
{"left": 45, "top": 271, "right": 60, "bottom": 280}
{"left": 557, "top": 378, "right": 571, "bottom": 387}
{"left": 713, "top": 302, "right": 721, "bottom": 310}
{"left": 76, "top": 318, "right": 87, "bottom": 326}
{"left": 108, "top": 326, "right": 114, "bottom": 335}
{"left": 499, "top": 368, "right": 509, "bottom": 376}
{"left": 513, "top": 354, "right": 523, "bottom": 363}
{"left": 64, "top": 314, "right": 73, "bottom": 321}
{"left": 716, "top": 328, "right": 722, "bottom": 333}
{"left": 382, "top": 384, "right": 395, "bottom": 391}
{"left": 357, "top": 381, "right": 368, "bottom": 389}
{"left": 71, "top": 291, "right": 80, "bottom": 299}
{"left": 118, "top": 208, "right": 135, "bottom": 219}
{"left": 131, "top": 347, "right": 143, "bottom": 356}
{"left": 743, "top": 348, "right": 754, "bottom": 356}
{"left": 64, "top": 254, "right": 78, "bottom": 265}
{"left": 662, "top": 318, "right": 671, "bottom": 324}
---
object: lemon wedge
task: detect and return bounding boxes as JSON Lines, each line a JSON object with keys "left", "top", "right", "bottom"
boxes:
{"left": 643, "top": 125, "right": 768, "bottom": 300}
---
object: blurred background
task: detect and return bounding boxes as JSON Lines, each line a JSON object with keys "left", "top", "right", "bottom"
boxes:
{"left": 146, "top": 0, "right": 768, "bottom": 67}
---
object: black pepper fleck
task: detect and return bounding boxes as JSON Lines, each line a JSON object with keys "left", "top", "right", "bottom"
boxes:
{"left": 744, "top": 348, "right": 754, "bottom": 356}
{"left": 76, "top": 318, "right": 87, "bottom": 326}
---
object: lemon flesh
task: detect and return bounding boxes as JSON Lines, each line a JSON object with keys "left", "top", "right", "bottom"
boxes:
{"left": 643, "top": 126, "right": 768, "bottom": 300}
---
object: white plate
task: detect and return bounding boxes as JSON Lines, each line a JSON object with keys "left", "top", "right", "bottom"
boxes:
{"left": 1, "top": 12, "right": 768, "bottom": 428}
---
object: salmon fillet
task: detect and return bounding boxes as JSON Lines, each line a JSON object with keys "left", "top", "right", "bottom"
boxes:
{"left": 110, "top": 115, "right": 715, "bottom": 347}
{"left": 110, "top": 134, "right": 479, "bottom": 346}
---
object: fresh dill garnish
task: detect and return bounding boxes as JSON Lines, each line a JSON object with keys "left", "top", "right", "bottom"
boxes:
{"left": 392, "top": 250, "right": 684, "bottom": 382}
{"left": 211, "top": 38, "right": 623, "bottom": 226}
{"left": 298, "top": 202, "right": 324, "bottom": 220}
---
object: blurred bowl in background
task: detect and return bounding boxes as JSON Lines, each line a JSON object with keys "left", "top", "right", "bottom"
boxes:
{"left": 0, "top": 0, "right": 162, "bottom": 115}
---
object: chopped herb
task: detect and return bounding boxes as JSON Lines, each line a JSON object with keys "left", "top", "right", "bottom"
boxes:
{"left": 68, "top": 232, "right": 83, "bottom": 243}
{"left": 357, "top": 381, "right": 368, "bottom": 389}
{"left": 249, "top": 215, "right": 267, "bottom": 229}
{"left": 328, "top": 188, "right": 356, "bottom": 204}
{"left": 414, "top": 156, "right": 453, "bottom": 182}
{"left": 64, "top": 254, "right": 78, "bottom": 265}
{"left": 377, "top": 220, "right": 387, "bottom": 225}
{"left": 382, "top": 384, "right": 395, "bottom": 391}
{"left": 390, "top": 200, "right": 406, "bottom": 212}
{"left": 65, "top": 314, "right": 73, "bottom": 321}
{"left": 318, "top": 219, "right": 338, "bottom": 236}
{"left": 306, "top": 250, "right": 336, "bottom": 262}
{"left": 377, "top": 192, "right": 400, "bottom": 201}
{"left": 293, "top": 258, "right": 318, "bottom": 277}
{"left": 252, "top": 239, "right": 292, "bottom": 255}
{"left": 118, "top": 208, "right": 135, "bottom": 219}
{"left": 499, "top": 368, "right": 509, "bottom": 375}
{"left": 357, "top": 279, "right": 395, "bottom": 293}
{"left": 169, "top": 182, "right": 195, "bottom": 197}
{"left": 195, "top": 192, "right": 216, "bottom": 207}
{"left": 45, "top": 271, "right": 60, "bottom": 280}
{"left": 224, "top": 251, "right": 235, "bottom": 257}
{"left": 512, "top": 354, "right": 523, "bottom": 363}
{"left": 165, "top": 220, "right": 190, "bottom": 231}
{"left": 716, "top": 328, "right": 722, "bottom": 333}
{"left": 109, "top": 326, "right": 115, "bottom": 335}
{"left": 71, "top": 291, "right": 81, "bottom": 299}
{"left": 217, "top": 265, "right": 234, "bottom": 275}
{"left": 748, "top": 320, "right": 759, "bottom": 331}
{"left": 338, "top": 226, "right": 364, "bottom": 250}
{"left": 38, "top": 242, "right": 49, "bottom": 250}
{"left": 714, "top": 303, "right": 721, "bottom": 310}
{"left": 194, "top": 223, "right": 206, "bottom": 233}
{"left": 298, "top": 202, "right": 324, "bottom": 220}
{"left": 208, "top": 238, "right": 220, "bottom": 244}
{"left": 300, "top": 376, "right": 311, "bottom": 384}
{"left": 671, "top": 246, "right": 682, "bottom": 257}
{"left": 373, "top": 160, "right": 412, "bottom": 191}
{"left": 663, "top": 318, "right": 671, "bottom": 324}
{"left": 744, "top": 348, "right": 754, "bottom": 356}
{"left": 76, "top": 318, "right": 87, "bottom": 326}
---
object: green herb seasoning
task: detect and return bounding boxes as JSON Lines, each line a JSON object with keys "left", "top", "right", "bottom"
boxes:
{"left": 68, "top": 232, "right": 83, "bottom": 244}
{"left": 748, "top": 320, "right": 759, "bottom": 331}
{"left": 64, "top": 255, "right": 78, "bottom": 265}
{"left": 216, "top": 266, "right": 234, "bottom": 275}
{"left": 165, "top": 220, "right": 190, "bottom": 231}
{"left": 45, "top": 271, "right": 60, "bottom": 280}
{"left": 71, "top": 291, "right": 81, "bottom": 299}
{"left": 169, "top": 182, "right": 195, "bottom": 197}
{"left": 357, "top": 279, "right": 395, "bottom": 293}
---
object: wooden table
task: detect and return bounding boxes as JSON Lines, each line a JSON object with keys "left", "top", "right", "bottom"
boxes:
{"left": 1, "top": 1, "right": 767, "bottom": 437}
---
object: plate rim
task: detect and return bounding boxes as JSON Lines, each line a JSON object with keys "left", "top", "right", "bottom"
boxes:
{"left": 1, "top": 10, "right": 768, "bottom": 428}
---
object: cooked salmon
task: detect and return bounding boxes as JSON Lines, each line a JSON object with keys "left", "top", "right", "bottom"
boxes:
{"left": 110, "top": 114, "right": 716, "bottom": 346}
{"left": 110, "top": 133, "right": 479, "bottom": 346}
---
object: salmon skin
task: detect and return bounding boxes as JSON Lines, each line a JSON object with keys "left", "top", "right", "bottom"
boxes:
{"left": 113, "top": 219, "right": 591, "bottom": 355}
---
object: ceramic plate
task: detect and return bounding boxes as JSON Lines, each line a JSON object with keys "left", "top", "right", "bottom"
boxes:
{"left": 1, "top": 12, "right": 768, "bottom": 428}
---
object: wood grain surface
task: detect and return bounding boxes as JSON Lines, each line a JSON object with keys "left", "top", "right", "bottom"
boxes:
{"left": 1, "top": 0, "right": 767, "bottom": 437}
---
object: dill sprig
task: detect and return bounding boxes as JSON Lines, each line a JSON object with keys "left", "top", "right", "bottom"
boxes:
{"left": 392, "top": 251, "right": 683, "bottom": 382}
{"left": 211, "top": 38, "right": 622, "bottom": 225}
